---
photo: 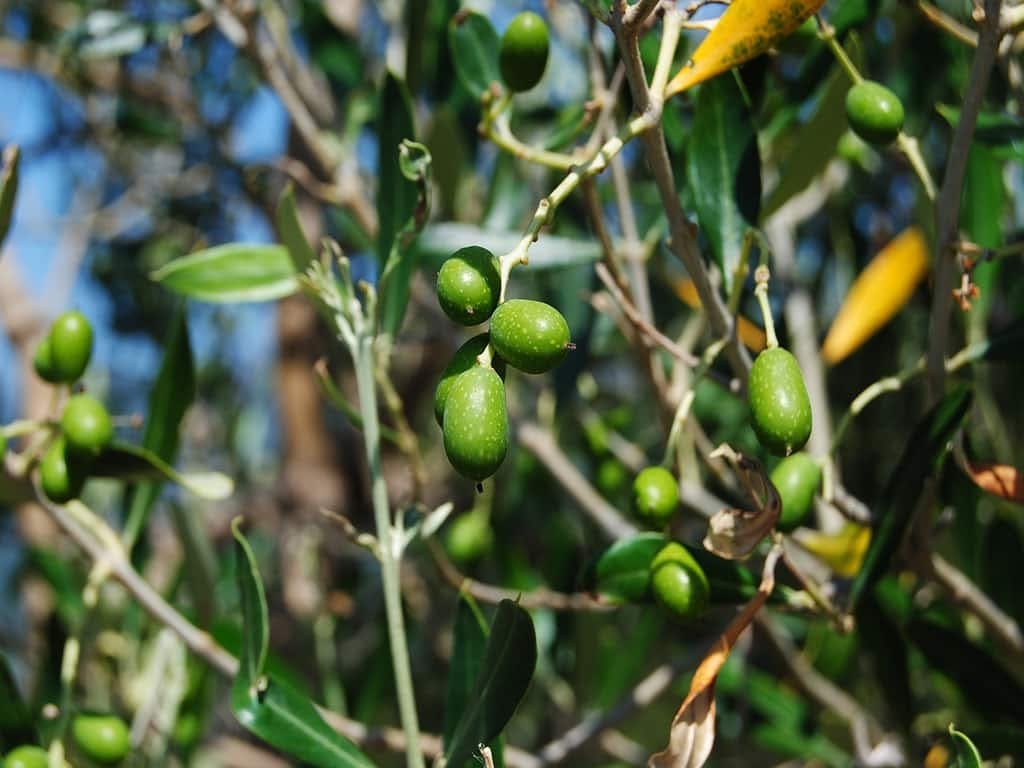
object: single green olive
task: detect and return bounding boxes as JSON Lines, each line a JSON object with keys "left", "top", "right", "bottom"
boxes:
{"left": 845, "top": 81, "right": 904, "bottom": 146}
{"left": 61, "top": 395, "right": 114, "bottom": 457}
{"left": 649, "top": 542, "right": 710, "bottom": 621}
{"left": 748, "top": 347, "right": 812, "bottom": 457}
{"left": 39, "top": 437, "right": 86, "bottom": 503}
{"left": 2, "top": 746, "right": 48, "bottom": 768}
{"left": 499, "top": 11, "right": 549, "bottom": 93}
{"left": 32, "top": 337, "right": 61, "bottom": 383}
{"left": 770, "top": 452, "right": 822, "bottom": 532}
{"left": 71, "top": 714, "right": 130, "bottom": 765}
{"left": 442, "top": 366, "right": 509, "bottom": 481}
{"left": 434, "top": 333, "right": 505, "bottom": 426}
{"left": 595, "top": 457, "right": 628, "bottom": 498}
{"left": 49, "top": 311, "right": 94, "bottom": 383}
{"left": 445, "top": 510, "right": 494, "bottom": 563}
{"left": 632, "top": 466, "right": 679, "bottom": 526}
{"left": 436, "top": 246, "right": 501, "bottom": 326}
{"left": 489, "top": 299, "right": 570, "bottom": 374}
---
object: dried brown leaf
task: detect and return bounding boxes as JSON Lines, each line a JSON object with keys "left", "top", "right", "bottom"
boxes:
{"left": 703, "top": 446, "right": 780, "bottom": 560}
{"left": 962, "top": 459, "right": 1024, "bottom": 504}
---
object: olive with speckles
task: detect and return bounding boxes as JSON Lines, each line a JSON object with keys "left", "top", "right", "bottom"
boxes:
{"left": 771, "top": 452, "right": 821, "bottom": 532}
{"left": 489, "top": 299, "right": 570, "bottom": 374}
{"left": 748, "top": 347, "right": 812, "bottom": 457}
{"left": 436, "top": 246, "right": 501, "bottom": 326}
{"left": 442, "top": 365, "right": 508, "bottom": 481}
{"left": 434, "top": 333, "right": 505, "bottom": 426}
{"left": 845, "top": 81, "right": 904, "bottom": 146}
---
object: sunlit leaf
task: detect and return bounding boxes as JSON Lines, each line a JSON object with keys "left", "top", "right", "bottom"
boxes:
{"left": 821, "top": 227, "right": 930, "bottom": 365}
{"left": 667, "top": 0, "right": 827, "bottom": 96}
{"left": 449, "top": 10, "right": 500, "bottom": 99}
{"left": 445, "top": 600, "right": 537, "bottom": 768}
{"left": 93, "top": 442, "right": 233, "bottom": 500}
{"left": 795, "top": 523, "right": 871, "bottom": 578}
{"left": 686, "top": 76, "right": 761, "bottom": 294}
{"left": 151, "top": 244, "right": 298, "bottom": 303}
{"left": 846, "top": 386, "right": 972, "bottom": 610}
{"left": 0, "top": 144, "right": 20, "bottom": 250}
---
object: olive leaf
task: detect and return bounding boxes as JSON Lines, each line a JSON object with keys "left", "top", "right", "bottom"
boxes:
{"left": 0, "top": 144, "right": 20, "bottom": 251}
{"left": 703, "top": 445, "right": 780, "bottom": 560}
{"left": 956, "top": 453, "right": 1024, "bottom": 505}
{"left": 949, "top": 724, "right": 982, "bottom": 768}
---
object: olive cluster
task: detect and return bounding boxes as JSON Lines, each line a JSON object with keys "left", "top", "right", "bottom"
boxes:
{"left": 434, "top": 246, "right": 570, "bottom": 482}
{"left": 31, "top": 312, "right": 114, "bottom": 502}
{"left": 3, "top": 714, "right": 129, "bottom": 768}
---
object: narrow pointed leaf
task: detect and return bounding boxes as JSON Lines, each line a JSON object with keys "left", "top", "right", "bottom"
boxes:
{"left": 151, "top": 243, "right": 298, "bottom": 303}
{"left": 445, "top": 600, "right": 537, "bottom": 768}
{"left": 686, "top": 75, "right": 761, "bottom": 294}
{"left": 93, "top": 442, "right": 233, "bottom": 500}
{"left": 0, "top": 651, "right": 35, "bottom": 746}
{"left": 443, "top": 595, "right": 489, "bottom": 763}
{"left": 231, "top": 518, "right": 268, "bottom": 683}
{"left": 667, "top": 0, "right": 827, "bottom": 96}
{"left": 0, "top": 144, "right": 20, "bottom": 250}
{"left": 276, "top": 184, "right": 317, "bottom": 273}
{"left": 846, "top": 386, "right": 972, "bottom": 610}
{"left": 449, "top": 10, "right": 500, "bottom": 99}
{"left": 949, "top": 725, "right": 982, "bottom": 768}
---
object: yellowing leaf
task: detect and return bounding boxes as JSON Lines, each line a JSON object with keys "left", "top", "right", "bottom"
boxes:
{"left": 795, "top": 523, "right": 871, "bottom": 578}
{"left": 671, "top": 278, "right": 766, "bottom": 352}
{"left": 821, "top": 227, "right": 930, "bottom": 365}
{"left": 666, "top": 0, "right": 826, "bottom": 97}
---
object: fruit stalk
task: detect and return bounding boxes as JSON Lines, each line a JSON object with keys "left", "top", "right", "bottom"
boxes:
{"left": 753, "top": 265, "right": 779, "bottom": 349}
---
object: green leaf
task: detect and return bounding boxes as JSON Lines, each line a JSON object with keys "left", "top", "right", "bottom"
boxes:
{"left": 687, "top": 75, "right": 761, "bottom": 293}
{"left": 445, "top": 600, "right": 537, "bottom": 768}
{"left": 847, "top": 386, "right": 972, "bottom": 610}
{"left": 416, "top": 222, "right": 601, "bottom": 271}
{"left": 448, "top": 10, "right": 500, "bottom": 99}
{"left": 979, "top": 517, "right": 1024, "bottom": 627}
{"left": 123, "top": 308, "right": 195, "bottom": 546}
{"left": 937, "top": 104, "right": 1024, "bottom": 146}
{"left": 751, "top": 723, "right": 850, "bottom": 767}
{"left": 0, "top": 144, "right": 20, "bottom": 251}
{"left": 231, "top": 518, "right": 268, "bottom": 682}
{"left": 593, "top": 533, "right": 665, "bottom": 604}
{"left": 376, "top": 72, "right": 418, "bottom": 335}
{"left": 949, "top": 725, "right": 982, "bottom": 768}
{"left": 276, "top": 184, "right": 317, "bottom": 273}
{"left": 443, "top": 596, "right": 487, "bottom": 754}
{"left": 92, "top": 442, "right": 233, "bottom": 500}
{"left": 151, "top": 244, "right": 298, "bottom": 303}
{"left": 0, "top": 651, "right": 35, "bottom": 749}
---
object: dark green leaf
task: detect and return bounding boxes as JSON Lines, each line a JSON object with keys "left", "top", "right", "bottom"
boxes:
{"left": 123, "top": 309, "right": 195, "bottom": 547}
{"left": 687, "top": 75, "right": 761, "bottom": 293}
{"left": 978, "top": 318, "right": 1024, "bottom": 361}
{"left": 949, "top": 725, "right": 982, "bottom": 768}
{"left": 92, "top": 441, "right": 233, "bottom": 500}
{"left": 847, "top": 386, "right": 972, "bottom": 610}
{"left": 593, "top": 533, "right": 665, "bottom": 604}
{"left": 151, "top": 244, "right": 298, "bottom": 303}
{"left": 0, "top": 652, "right": 35, "bottom": 749}
{"left": 907, "top": 616, "right": 1024, "bottom": 723}
{"left": 962, "top": 145, "right": 1003, "bottom": 250}
{"left": 0, "top": 144, "right": 20, "bottom": 251}
{"left": 276, "top": 184, "right": 317, "bottom": 273}
{"left": 231, "top": 518, "right": 269, "bottom": 683}
{"left": 445, "top": 600, "right": 537, "bottom": 768}
{"left": 416, "top": 222, "right": 601, "bottom": 271}
{"left": 443, "top": 596, "right": 487, "bottom": 760}
{"left": 830, "top": 0, "right": 878, "bottom": 34}
{"left": 856, "top": 583, "right": 912, "bottom": 729}
{"left": 448, "top": 10, "right": 500, "bottom": 99}
{"left": 937, "top": 105, "right": 1024, "bottom": 146}
{"left": 979, "top": 517, "right": 1024, "bottom": 629}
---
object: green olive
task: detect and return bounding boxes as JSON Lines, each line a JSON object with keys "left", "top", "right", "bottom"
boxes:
{"left": 770, "top": 452, "right": 822, "bottom": 532}
{"left": 49, "top": 311, "right": 94, "bottom": 383}
{"left": 434, "top": 333, "right": 505, "bottom": 426}
{"left": 436, "top": 246, "right": 501, "bottom": 326}
{"left": 499, "top": 11, "right": 549, "bottom": 93}
{"left": 39, "top": 437, "right": 86, "bottom": 503}
{"left": 845, "top": 81, "right": 904, "bottom": 146}
{"left": 61, "top": 395, "right": 114, "bottom": 457}
{"left": 445, "top": 510, "right": 494, "bottom": 563}
{"left": 2, "top": 746, "right": 48, "bottom": 768}
{"left": 649, "top": 542, "right": 710, "bottom": 621}
{"left": 489, "top": 299, "right": 570, "bottom": 374}
{"left": 442, "top": 366, "right": 508, "bottom": 481}
{"left": 632, "top": 466, "right": 679, "bottom": 526}
{"left": 748, "top": 347, "right": 812, "bottom": 457}
{"left": 32, "top": 338, "right": 61, "bottom": 383}
{"left": 71, "top": 714, "right": 130, "bottom": 765}
{"left": 595, "top": 457, "right": 628, "bottom": 498}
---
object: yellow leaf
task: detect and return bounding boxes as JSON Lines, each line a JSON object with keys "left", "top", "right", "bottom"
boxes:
{"left": 667, "top": 0, "right": 826, "bottom": 97}
{"left": 795, "top": 522, "right": 871, "bottom": 578}
{"left": 671, "top": 278, "right": 766, "bottom": 352}
{"left": 821, "top": 227, "right": 930, "bottom": 365}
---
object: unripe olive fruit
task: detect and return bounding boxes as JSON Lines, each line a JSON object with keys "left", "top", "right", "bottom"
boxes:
{"left": 32, "top": 338, "right": 61, "bottom": 383}
{"left": 3, "top": 746, "right": 48, "bottom": 768}
{"left": 445, "top": 510, "right": 494, "bottom": 563}
{"left": 499, "top": 11, "right": 549, "bottom": 93}
{"left": 442, "top": 366, "right": 508, "bottom": 481}
{"left": 650, "top": 542, "right": 710, "bottom": 621}
{"left": 71, "top": 714, "right": 131, "bottom": 765}
{"left": 436, "top": 246, "right": 501, "bottom": 326}
{"left": 748, "top": 347, "right": 812, "bottom": 457}
{"left": 434, "top": 333, "right": 505, "bottom": 426}
{"left": 845, "top": 81, "right": 904, "bottom": 146}
{"left": 61, "top": 395, "right": 114, "bottom": 457}
{"left": 49, "top": 311, "right": 94, "bottom": 383}
{"left": 770, "top": 452, "right": 822, "bottom": 532}
{"left": 39, "top": 437, "right": 86, "bottom": 503}
{"left": 632, "top": 466, "right": 679, "bottom": 526}
{"left": 489, "top": 299, "right": 570, "bottom": 374}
